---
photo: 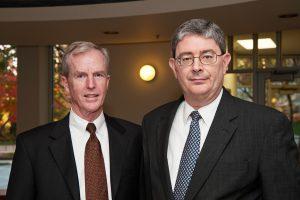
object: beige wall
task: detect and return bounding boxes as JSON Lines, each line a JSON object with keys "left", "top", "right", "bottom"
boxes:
{"left": 17, "top": 46, "right": 51, "bottom": 133}
{"left": 104, "top": 42, "right": 181, "bottom": 124}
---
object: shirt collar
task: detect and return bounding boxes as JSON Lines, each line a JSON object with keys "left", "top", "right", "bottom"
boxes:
{"left": 69, "top": 109, "right": 105, "bottom": 133}
{"left": 183, "top": 89, "right": 223, "bottom": 125}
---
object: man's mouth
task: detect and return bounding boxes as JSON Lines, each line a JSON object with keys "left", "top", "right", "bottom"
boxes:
{"left": 190, "top": 77, "right": 208, "bottom": 81}
{"left": 84, "top": 94, "right": 99, "bottom": 98}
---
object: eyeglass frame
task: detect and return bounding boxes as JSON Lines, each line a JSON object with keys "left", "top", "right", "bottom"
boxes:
{"left": 174, "top": 50, "right": 225, "bottom": 66}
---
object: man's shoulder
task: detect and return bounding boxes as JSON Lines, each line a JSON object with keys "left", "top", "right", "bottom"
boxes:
{"left": 143, "top": 99, "right": 180, "bottom": 121}
{"left": 17, "top": 119, "right": 65, "bottom": 143}
{"left": 105, "top": 114, "right": 141, "bottom": 131}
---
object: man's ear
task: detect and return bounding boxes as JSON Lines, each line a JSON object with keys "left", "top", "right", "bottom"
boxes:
{"left": 169, "top": 58, "right": 178, "bottom": 79}
{"left": 222, "top": 52, "right": 231, "bottom": 74}
{"left": 61, "top": 75, "right": 70, "bottom": 94}
{"left": 106, "top": 76, "right": 110, "bottom": 90}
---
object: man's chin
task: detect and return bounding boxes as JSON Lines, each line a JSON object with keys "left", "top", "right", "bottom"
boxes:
{"left": 86, "top": 107, "right": 102, "bottom": 113}
{"left": 82, "top": 104, "right": 102, "bottom": 113}
{"left": 189, "top": 88, "right": 209, "bottom": 96}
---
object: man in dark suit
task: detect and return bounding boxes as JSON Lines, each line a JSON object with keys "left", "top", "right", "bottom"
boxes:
{"left": 141, "top": 19, "right": 300, "bottom": 200}
{"left": 7, "top": 41, "right": 142, "bottom": 200}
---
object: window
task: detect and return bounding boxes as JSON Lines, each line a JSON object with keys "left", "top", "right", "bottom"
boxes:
{"left": 53, "top": 44, "right": 70, "bottom": 121}
{"left": 224, "top": 73, "right": 253, "bottom": 102}
{"left": 233, "top": 34, "right": 253, "bottom": 70}
{"left": 265, "top": 78, "right": 300, "bottom": 146}
{"left": 0, "top": 44, "right": 17, "bottom": 190}
{"left": 258, "top": 32, "right": 277, "bottom": 69}
{"left": 282, "top": 29, "right": 300, "bottom": 67}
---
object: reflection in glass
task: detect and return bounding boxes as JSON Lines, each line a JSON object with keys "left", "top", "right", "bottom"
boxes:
{"left": 258, "top": 56, "right": 276, "bottom": 69}
{"left": 282, "top": 56, "right": 300, "bottom": 67}
{"left": 265, "top": 78, "right": 300, "bottom": 145}
{"left": 233, "top": 35, "right": 252, "bottom": 70}
{"left": 258, "top": 32, "right": 276, "bottom": 69}
{"left": 224, "top": 73, "right": 253, "bottom": 102}
{"left": 282, "top": 29, "right": 300, "bottom": 67}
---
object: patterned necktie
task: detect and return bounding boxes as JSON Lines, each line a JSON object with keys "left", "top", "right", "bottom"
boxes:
{"left": 173, "top": 111, "right": 201, "bottom": 200}
{"left": 85, "top": 123, "right": 108, "bottom": 200}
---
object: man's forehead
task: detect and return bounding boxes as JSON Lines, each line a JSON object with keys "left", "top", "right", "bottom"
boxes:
{"left": 69, "top": 50, "right": 105, "bottom": 63}
{"left": 175, "top": 36, "right": 220, "bottom": 55}
{"left": 69, "top": 64, "right": 108, "bottom": 72}
{"left": 68, "top": 58, "right": 108, "bottom": 74}
{"left": 71, "top": 49, "right": 104, "bottom": 59}
{"left": 177, "top": 35, "right": 218, "bottom": 46}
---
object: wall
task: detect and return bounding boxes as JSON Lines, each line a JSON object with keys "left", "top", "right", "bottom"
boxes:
{"left": 104, "top": 42, "right": 181, "bottom": 124}
{"left": 17, "top": 46, "right": 51, "bottom": 133}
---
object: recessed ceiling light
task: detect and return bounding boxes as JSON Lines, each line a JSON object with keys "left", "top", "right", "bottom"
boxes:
{"left": 103, "top": 31, "right": 119, "bottom": 35}
{"left": 278, "top": 13, "right": 298, "bottom": 18}
{"left": 237, "top": 38, "right": 276, "bottom": 50}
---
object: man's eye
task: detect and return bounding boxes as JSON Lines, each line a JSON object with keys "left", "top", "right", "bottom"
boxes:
{"left": 94, "top": 73, "right": 105, "bottom": 78}
{"left": 181, "top": 57, "right": 193, "bottom": 62}
{"left": 76, "top": 74, "right": 86, "bottom": 78}
{"left": 202, "top": 54, "right": 214, "bottom": 59}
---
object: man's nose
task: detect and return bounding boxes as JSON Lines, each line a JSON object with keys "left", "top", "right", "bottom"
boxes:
{"left": 86, "top": 75, "right": 95, "bottom": 89}
{"left": 192, "top": 57, "right": 204, "bottom": 72}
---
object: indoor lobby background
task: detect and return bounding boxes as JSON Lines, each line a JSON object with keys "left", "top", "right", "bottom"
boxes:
{"left": 0, "top": 0, "right": 300, "bottom": 197}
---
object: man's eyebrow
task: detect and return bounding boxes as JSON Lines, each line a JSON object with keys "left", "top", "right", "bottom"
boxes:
{"left": 176, "top": 52, "right": 193, "bottom": 58}
{"left": 73, "top": 71, "right": 86, "bottom": 75}
{"left": 73, "top": 70, "right": 107, "bottom": 74}
{"left": 201, "top": 49, "right": 215, "bottom": 53}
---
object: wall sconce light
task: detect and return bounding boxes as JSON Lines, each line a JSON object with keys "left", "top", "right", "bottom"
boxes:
{"left": 139, "top": 65, "right": 156, "bottom": 81}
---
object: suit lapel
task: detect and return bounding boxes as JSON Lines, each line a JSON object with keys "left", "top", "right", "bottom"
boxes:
{"left": 48, "top": 115, "right": 80, "bottom": 200}
{"left": 105, "top": 114, "right": 128, "bottom": 200}
{"left": 185, "top": 90, "right": 239, "bottom": 200}
{"left": 157, "top": 98, "right": 183, "bottom": 199}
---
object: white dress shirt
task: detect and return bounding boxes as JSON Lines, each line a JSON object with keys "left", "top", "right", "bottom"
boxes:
{"left": 69, "top": 110, "right": 112, "bottom": 200}
{"left": 167, "top": 89, "right": 223, "bottom": 189}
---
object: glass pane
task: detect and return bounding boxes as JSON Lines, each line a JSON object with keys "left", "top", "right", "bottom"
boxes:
{"left": 258, "top": 32, "right": 276, "bottom": 69}
{"left": 282, "top": 29, "right": 300, "bottom": 67}
{"left": 233, "top": 34, "right": 253, "bottom": 70}
{"left": 0, "top": 44, "right": 17, "bottom": 190}
{"left": 265, "top": 78, "right": 300, "bottom": 146}
{"left": 224, "top": 73, "right": 253, "bottom": 102}
{"left": 53, "top": 44, "right": 70, "bottom": 121}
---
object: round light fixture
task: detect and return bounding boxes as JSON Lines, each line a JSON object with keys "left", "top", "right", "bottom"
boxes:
{"left": 139, "top": 65, "right": 156, "bottom": 81}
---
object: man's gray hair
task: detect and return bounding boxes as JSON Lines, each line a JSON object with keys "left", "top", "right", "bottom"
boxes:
{"left": 171, "top": 18, "right": 226, "bottom": 58}
{"left": 62, "top": 41, "right": 109, "bottom": 76}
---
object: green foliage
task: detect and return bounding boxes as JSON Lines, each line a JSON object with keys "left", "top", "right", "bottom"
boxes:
{"left": 53, "top": 45, "right": 70, "bottom": 121}
{"left": 0, "top": 44, "right": 17, "bottom": 142}
{"left": 293, "top": 122, "right": 300, "bottom": 136}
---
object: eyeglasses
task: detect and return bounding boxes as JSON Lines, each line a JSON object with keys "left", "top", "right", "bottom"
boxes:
{"left": 175, "top": 51, "right": 224, "bottom": 66}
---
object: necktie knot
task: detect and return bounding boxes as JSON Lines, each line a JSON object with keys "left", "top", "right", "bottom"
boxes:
{"left": 190, "top": 111, "right": 201, "bottom": 121}
{"left": 86, "top": 123, "right": 96, "bottom": 135}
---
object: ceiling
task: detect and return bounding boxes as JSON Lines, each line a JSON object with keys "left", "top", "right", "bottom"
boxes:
{"left": 0, "top": 0, "right": 138, "bottom": 7}
{"left": 0, "top": 0, "right": 299, "bottom": 45}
